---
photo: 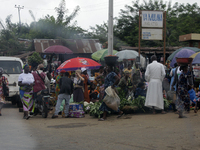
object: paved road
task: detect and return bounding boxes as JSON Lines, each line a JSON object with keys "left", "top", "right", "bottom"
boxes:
{"left": 1, "top": 103, "right": 200, "bottom": 150}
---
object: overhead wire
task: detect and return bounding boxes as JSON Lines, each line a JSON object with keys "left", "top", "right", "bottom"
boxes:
{"left": 24, "top": 0, "right": 133, "bottom": 13}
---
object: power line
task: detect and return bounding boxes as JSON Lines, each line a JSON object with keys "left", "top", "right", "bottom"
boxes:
{"left": 24, "top": 0, "right": 132, "bottom": 13}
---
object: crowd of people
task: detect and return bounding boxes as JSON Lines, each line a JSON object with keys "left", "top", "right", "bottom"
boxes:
{"left": 0, "top": 54, "right": 199, "bottom": 120}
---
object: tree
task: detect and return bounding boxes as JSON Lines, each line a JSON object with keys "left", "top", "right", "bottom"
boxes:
{"left": 115, "top": 0, "right": 200, "bottom": 47}
{"left": 28, "top": 52, "right": 43, "bottom": 66}
{"left": 29, "top": 0, "right": 84, "bottom": 39}
{"left": 0, "top": 15, "right": 27, "bottom": 55}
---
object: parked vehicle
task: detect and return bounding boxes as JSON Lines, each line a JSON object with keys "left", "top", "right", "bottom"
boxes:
{"left": 0, "top": 57, "right": 23, "bottom": 106}
{"left": 34, "top": 89, "right": 50, "bottom": 118}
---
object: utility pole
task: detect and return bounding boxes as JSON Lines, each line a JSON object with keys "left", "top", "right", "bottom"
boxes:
{"left": 15, "top": 5, "right": 24, "bottom": 26}
{"left": 108, "top": 0, "right": 113, "bottom": 55}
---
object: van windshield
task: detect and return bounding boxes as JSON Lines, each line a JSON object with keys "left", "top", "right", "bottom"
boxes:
{"left": 0, "top": 61, "right": 22, "bottom": 74}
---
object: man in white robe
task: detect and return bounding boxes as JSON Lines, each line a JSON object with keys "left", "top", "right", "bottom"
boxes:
{"left": 145, "top": 55, "right": 166, "bottom": 114}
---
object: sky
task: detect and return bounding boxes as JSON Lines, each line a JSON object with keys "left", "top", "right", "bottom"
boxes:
{"left": 0, "top": 0, "right": 200, "bottom": 30}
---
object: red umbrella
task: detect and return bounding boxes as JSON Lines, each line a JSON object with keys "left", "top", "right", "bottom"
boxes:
{"left": 43, "top": 45, "right": 73, "bottom": 54}
{"left": 57, "top": 57, "right": 101, "bottom": 71}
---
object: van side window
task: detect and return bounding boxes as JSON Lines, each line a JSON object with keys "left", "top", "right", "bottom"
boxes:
{"left": 0, "top": 61, "right": 22, "bottom": 74}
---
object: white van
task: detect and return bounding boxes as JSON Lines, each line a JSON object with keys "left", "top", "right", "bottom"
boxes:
{"left": 0, "top": 57, "right": 23, "bottom": 105}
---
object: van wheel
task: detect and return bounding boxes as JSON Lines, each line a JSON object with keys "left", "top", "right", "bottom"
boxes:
{"left": 11, "top": 96, "right": 17, "bottom": 105}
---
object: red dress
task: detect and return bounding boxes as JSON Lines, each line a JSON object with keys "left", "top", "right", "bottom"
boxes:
{"left": 81, "top": 74, "right": 90, "bottom": 103}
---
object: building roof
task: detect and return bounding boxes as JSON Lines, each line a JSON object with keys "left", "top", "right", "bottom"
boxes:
{"left": 33, "top": 39, "right": 101, "bottom": 53}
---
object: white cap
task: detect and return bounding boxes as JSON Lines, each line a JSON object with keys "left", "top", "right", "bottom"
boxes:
{"left": 81, "top": 67, "right": 87, "bottom": 72}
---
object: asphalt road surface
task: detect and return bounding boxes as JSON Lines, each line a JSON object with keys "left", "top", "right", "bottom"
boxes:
{"left": 1, "top": 103, "right": 200, "bottom": 150}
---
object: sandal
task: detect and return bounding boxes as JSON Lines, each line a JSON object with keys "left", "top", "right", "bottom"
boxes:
{"left": 174, "top": 111, "right": 179, "bottom": 114}
{"left": 117, "top": 113, "right": 124, "bottom": 118}
{"left": 98, "top": 118, "right": 106, "bottom": 121}
{"left": 23, "top": 116, "right": 30, "bottom": 120}
{"left": 179, "top": 115, "right": 187, "bottom": 118}
{"left": 161, "top": 111, "right": 166, "bottom": 114}
{"left": 52, "top": 114, "right": 58, "bottom": 119}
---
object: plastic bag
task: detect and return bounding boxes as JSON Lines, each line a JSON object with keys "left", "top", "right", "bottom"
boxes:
{"left": 103, "top": 86, "right": 120, "bottom": 111}
{"left": 70, "top": 94, "right": 73, "bottom": 103}
{"left": 167, "top": 90, "right": 176, "bottom": 103}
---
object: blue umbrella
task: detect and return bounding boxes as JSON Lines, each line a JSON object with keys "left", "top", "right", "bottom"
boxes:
{"left": 167, "top": 47, "right": 200, "bottom": 61}
{"left": 170, "top": 49, "right": 195, "bottom": 67}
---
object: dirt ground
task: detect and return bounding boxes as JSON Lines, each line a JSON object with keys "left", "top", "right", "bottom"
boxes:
{"left": 1, "top": 103, "right": 200, "bottom": 150}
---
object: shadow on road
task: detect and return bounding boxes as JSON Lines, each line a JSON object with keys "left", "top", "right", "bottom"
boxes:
{"left": 3, "top": 103, "right": 18, "bottom": 109}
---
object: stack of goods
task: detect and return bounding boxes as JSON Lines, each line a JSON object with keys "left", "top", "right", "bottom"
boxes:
{"left": 68, "top": 103, "right": 85, "bottom": 118}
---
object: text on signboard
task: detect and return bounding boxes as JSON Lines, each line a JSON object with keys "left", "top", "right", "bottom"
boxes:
{"left": 143, "top": 13, "right": 163, "bottom": 21}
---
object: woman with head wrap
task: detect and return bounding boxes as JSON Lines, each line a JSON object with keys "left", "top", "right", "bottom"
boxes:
{"left": 99, "top": 66, "right": 123, "bottom": 121}
{"left": 55, "top": 70, "right": 65, "bottom": 103}
{"left": 0, "top": 68, "right": 8, "bottom": 116}
{"left": 172, "top": 63, "right": 193, "bottom": 118}
{"left": 118, "top": 70, "right": 132, "bottom": 95}
{"left": 81, "top": 68, "right": 90, "bottom": 103}
{"left": 18, "top": 64, "right": 35, "bottom": 119}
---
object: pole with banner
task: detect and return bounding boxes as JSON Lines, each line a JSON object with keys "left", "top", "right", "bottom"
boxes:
{"left": 138, "top": 10, "right": 141, "bottom": 57}
{"left": 139, "top": 10, "right": 166, "bottom": 63}
{"left": 163, "top": 11, "right": 166, "bottom": 64}
{"left": 108, "top": 0, "right": 113, "bottom": 56}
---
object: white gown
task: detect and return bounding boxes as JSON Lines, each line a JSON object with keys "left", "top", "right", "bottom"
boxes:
{"left": 145, "top": 61, "right": 166, "bottom": 110}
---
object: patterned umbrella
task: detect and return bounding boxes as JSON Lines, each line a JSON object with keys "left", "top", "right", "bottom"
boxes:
{"left": 57, "top": 57, "right": 101, "bottom": 72}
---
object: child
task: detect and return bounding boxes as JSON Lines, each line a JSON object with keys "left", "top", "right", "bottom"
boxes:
{"left": 88, "top": 82, "right": 99, "bottom": 102}
{"left": 193, "top": 90, "right": 200, "bottom": 113}
{"left": 134, "top": 82, "right": 146, "bottom": 98}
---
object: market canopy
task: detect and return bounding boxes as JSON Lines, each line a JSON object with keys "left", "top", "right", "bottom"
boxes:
{"left": 57, "top": 57, "right": 101, "bottom": 72}
{"left": 43, "top": 45, "right": 73, "bottom": 54}
{"left": 91, "top": 49, "right": 118, "bottom": 61}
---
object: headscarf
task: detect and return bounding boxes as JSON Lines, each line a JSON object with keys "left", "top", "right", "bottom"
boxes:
{"left": 60, "top": 70, "right": 66, "bottom": 73}
{"left": 75, "top": 69, "right": 81, "bottom": 74}
{"left": 37, "top": 64, "right": 44, "bottom": 70}
{"left": 23, "top": 64, "right": 29, "bottom": 69}
{"left": 0, "top": 67, "right": 3, "bottom": 74}
{"left": 81, "top": 67, "right": 87, "bottom": 73}
{"left": 124, "top": 70, "right": 130, "bottom": 74}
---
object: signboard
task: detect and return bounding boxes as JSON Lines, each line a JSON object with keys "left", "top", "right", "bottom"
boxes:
{"left": 142, "top": 11, "right": 163, "bottom": 28}
{"left": 142, "top": 29, "right": 163, "bottom": 40}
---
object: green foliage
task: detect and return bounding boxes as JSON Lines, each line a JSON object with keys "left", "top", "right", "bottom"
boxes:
{"left": 132, "top": 96, "right": 146, "bottom": 111}
{"left": 115, "top": 0, "right": 200, "bottom": 47}
{"left": 28, "top": 52, "right": 43, "bottom": 66}
{"left": 164, "top": 98, "right": 171, "bottom": 110}
{"left": 84, "top": 102, "right": 104, "bottom": 118}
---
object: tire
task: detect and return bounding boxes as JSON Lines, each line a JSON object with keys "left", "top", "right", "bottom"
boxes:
{"left": 12, "top": 99, "right": 17, "bottom": 105}
{"left": 16, "top": 96, "right": 23, "bottom": 108}
{"left": 42, "top": 105, "right": 48, "bottom": 118}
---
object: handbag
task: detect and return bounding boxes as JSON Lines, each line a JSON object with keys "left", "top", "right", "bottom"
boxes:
{"left": 37, "top": 71, "right": 45, "bottom": 83}
{"left": 2, "top": 76, "right": 9, "bottom": 96}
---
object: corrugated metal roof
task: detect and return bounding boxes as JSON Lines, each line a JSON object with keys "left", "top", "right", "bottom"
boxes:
{"left": 33, "top": 39, "right": 101, "bottom": 53}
